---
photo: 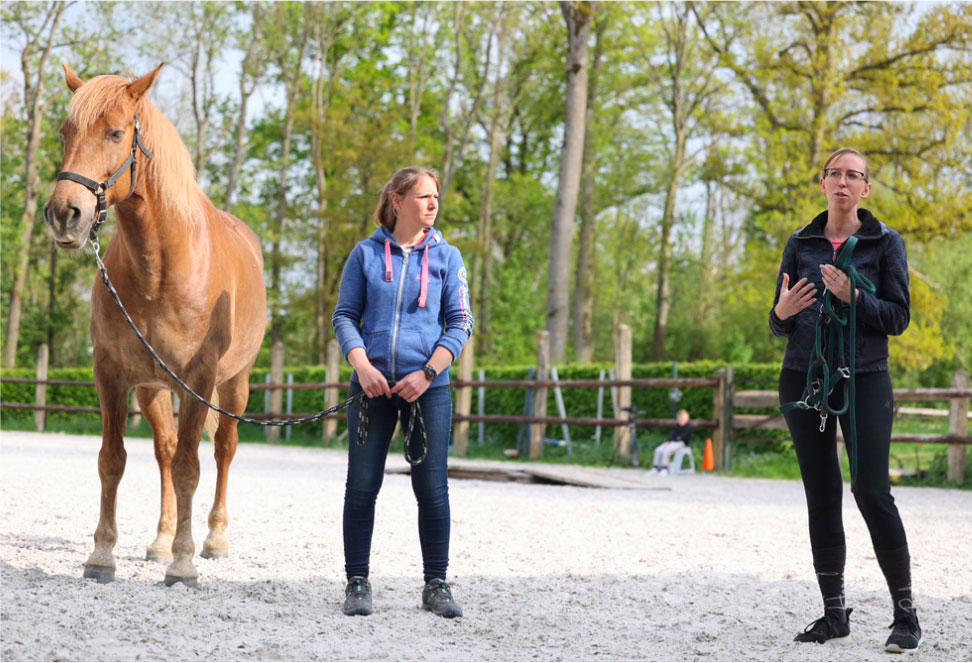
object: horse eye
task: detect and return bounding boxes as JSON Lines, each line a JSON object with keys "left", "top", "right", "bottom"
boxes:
{"left": 108, "top": 130, "right": 125, "bottom": 142}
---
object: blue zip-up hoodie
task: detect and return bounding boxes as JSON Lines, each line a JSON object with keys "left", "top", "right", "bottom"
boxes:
{"left": 332, "top": 226, "right": 474, "bottom": 387}
{"left": 770, "top": 208, "right": 910, "bottom": 373}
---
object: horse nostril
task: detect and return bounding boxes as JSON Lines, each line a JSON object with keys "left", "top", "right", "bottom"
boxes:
{"left": 68, "top": 206, "right": 82, "bottom": 228}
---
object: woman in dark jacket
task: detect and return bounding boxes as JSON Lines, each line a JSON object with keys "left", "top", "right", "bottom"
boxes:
{"left": 770, "top": 148, "right": 920, "bottom": 652}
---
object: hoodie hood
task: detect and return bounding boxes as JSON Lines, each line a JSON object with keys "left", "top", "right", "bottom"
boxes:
{"left": 370, "top": 226, "right": 444, "bottom": 308}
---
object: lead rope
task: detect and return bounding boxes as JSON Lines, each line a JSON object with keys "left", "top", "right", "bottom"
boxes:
{"left": 357, "top": 392, "right": 428, "bottom": 466}
{"left": 90, "top": 237, "right": 424, "bottom": 465}
{"left": 779, "top": 236, "right": 876, "bottom": 482}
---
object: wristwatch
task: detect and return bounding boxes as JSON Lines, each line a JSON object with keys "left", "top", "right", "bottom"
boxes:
{"left": 423, "top": 364, "right": 438, "bottom": 381}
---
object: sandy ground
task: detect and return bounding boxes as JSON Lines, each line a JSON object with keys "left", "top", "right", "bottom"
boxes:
{"left": 1, "top": 430, "right": 970, "bottom": 662}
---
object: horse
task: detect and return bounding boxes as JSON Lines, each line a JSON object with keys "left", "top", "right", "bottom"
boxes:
{"left": 43, "top": 63, "right": 267, "bottom": 587}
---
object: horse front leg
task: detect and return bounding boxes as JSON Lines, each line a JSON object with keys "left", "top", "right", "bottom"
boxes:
{"left": 84, "top": 367, "right": 130, "bottom": 583}
{"left": 136, "top": 386, "right": 178, "bottom": 563}
{"left": 201, "top": 370, "right": 248, "bottom": 559}
{"left": 163, "top": 386, "right": 210, "bottom": 587}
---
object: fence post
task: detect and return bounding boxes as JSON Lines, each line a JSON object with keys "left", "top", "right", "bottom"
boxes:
{"left": 722, "top": 365, "right": 734, "bottom": 470}
{"left": 34, "top": 344, "right": 49, "bottom": 432}
{"left": 129, "top": 389, "right": 142, "bottom": 430}
{"left": 948, "top": 369, "right": 970, "bottom": 485}
{"left": 267, "top": 341, "right": 284, "bottom": 444}
{"left": 453, "top": 345, "right": 474, "bottom": 456}
{"left": 712, "top": 366, "right": 734, "bottom": 471}
{"left": 530, "top": 330, "right": 550, "bottom": 459}
{"left": 614, "top": 324, "right": 632, "bottom": 458}
{"left": 323, "top": 339, "right": 340, "bottom": 444}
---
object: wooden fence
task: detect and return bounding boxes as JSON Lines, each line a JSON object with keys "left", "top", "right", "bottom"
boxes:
{"left": 3, "top": 333, "right": 970, "bottom": 483}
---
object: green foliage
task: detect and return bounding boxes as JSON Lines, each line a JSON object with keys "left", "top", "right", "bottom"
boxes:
{"left": 1, "top": 1, "right": 968, "bottom": 394}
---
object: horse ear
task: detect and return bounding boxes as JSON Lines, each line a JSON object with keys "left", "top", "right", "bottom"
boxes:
{"left": 63, "top": 64, "right": 84, "bottom": 93}
{"left": 126, "top": 62, "right": 165, "bottom": 102}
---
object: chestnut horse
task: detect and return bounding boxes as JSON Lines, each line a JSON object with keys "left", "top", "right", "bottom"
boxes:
{"left": 44, "top": 63, "right": 267, "bottom": 586}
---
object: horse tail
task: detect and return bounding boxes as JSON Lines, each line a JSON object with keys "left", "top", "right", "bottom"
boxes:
{"left": 203, "top": 389, "right": 220, "bottom": 441}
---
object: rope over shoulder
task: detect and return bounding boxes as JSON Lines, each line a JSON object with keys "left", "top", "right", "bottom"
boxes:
{"left": 779, "top": 236, "right": 876, "bottom": 481}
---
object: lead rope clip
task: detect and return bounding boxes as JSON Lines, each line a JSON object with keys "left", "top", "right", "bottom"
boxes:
{"left": 819, "top": 412, "right": 828, "bottom": 433}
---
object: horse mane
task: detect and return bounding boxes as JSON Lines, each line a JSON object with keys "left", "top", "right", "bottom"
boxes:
{"left": 68, "top": 74, "right": 203, "bottom": 223}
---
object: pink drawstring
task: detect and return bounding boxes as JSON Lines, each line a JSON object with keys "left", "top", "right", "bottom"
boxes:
{"left": 418, "top": 245, "right": 429, "bottom": 308}
{"left": 384, "top": 239, "right": 393, "bottom": 282}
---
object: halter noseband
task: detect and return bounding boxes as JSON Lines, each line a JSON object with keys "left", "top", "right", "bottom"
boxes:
{"left": 56, "top": 113, "right": 154, "bottom": 241}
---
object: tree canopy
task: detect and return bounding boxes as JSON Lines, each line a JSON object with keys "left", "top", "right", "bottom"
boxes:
{"left": 2, "top": 1, "right": 970, "bottom": 387}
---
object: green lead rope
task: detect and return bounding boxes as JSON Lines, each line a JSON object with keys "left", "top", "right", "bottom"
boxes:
{"left": 780, "top": 236, "right": 876, "bottom": 482}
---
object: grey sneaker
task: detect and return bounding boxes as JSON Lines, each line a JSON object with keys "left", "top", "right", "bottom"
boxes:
{"left": 422, "top": 578, "right": 462, "bottom": 618}
{"left": 794, "top": 608, "right": 852, "bottom": 644}
{"left": 885, "top": 612, "right": 921, "bottom": 653}
{"left": 342, "top": 576, "right": 373, "bottom": 616}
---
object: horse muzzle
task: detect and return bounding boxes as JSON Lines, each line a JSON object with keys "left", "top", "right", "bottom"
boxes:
{"left": 44, "top": 195, "right": 95, "bottom": 249}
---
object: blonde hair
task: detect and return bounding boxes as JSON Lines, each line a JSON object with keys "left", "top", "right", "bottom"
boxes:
{"left": 822, "top": 147, "right": 870, "bottom": 182}
{"left": 373, "top": 167, "right": 440, "bottom": 231}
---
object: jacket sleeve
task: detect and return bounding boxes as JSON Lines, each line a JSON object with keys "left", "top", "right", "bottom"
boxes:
{"left": 855, "top": 231, "right": 910, "bottom": 336}
{"left": 331, "top": 246, "right": 367, "bottom": 360}
{"left": 434, "top": 246, "right": 475, "bottom": 361}
{"left": 769, "top": 237, "right": 798, "bottom": 337}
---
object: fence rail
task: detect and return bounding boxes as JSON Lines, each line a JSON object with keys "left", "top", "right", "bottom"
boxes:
{"left": 2, "top": 336, "right": 968, "bottom": 484}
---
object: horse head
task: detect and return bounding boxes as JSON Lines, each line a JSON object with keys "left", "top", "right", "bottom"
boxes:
{"left": 44, "top": 63, "right": 163, "bottom": 250}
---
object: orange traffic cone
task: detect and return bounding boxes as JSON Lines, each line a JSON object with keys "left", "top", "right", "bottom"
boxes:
{"left": 702, "top": 438, "right": 715, "bottom": 471}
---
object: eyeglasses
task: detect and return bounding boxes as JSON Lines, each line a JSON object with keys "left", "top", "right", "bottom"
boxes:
{"left": 823, "top": 168, "right": 868, "bottom": 183}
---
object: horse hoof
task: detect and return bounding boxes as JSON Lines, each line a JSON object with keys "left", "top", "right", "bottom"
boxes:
{"left": 200, "top": 547, "right": 228, "bottom": 560}
{"left": 83, "top": 566, "right": 115, "bottom": 583}
{"left": 146, "top": 549, "right": 173, "bottom": 563}
{"left": 164, "top": 574, "right": 199, "bottom": 588}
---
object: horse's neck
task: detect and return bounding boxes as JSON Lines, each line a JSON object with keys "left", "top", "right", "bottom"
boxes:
{"left": 112, "top": 198, "right": 208, "bottom": 295}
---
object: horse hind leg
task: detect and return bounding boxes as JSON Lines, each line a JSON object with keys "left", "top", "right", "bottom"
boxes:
{"left": 84, "top": 367, "right": 130, "bottom": 583}
{"left": 136, "top": 386, "right": 177, "bottom": 563}
{"left": 201, "top": 374, "right": 246, "bottom": 559}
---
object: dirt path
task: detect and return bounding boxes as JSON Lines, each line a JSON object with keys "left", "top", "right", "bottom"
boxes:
{"left": 2, "top": 431, "right": 970, "bottom": 661}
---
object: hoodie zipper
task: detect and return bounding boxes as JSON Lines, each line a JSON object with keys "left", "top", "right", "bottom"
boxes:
{"left": 390, "top": 247, "right": 411, "bottom": 379}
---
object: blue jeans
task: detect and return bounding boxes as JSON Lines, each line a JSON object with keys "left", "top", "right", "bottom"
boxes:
{"left": 343, "top": 381, "right": 453, "bottom": 582}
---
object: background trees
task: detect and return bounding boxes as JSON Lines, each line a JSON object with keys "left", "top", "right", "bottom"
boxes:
{"left": 1, "top": 0, "right": 970, "bottom": 386}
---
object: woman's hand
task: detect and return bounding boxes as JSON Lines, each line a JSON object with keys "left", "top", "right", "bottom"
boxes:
{"left": 774, "top": 273, "right": 817, "bottom": 321}
{"left": 391, "top": 370, "right": 432, "bottom": 403}
{"left": 348, "top": 348, "right": 391, "bottom": 398}
{"left": 820, "top": 264, "right": 858, "bottom": 304}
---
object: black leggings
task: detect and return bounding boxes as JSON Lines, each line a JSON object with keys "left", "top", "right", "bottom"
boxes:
{"left": 779, "top": 369, "right": 908, "bottom": 552}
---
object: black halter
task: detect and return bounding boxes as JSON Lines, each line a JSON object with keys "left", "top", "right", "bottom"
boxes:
{"left": 56, "top": 113, "right": 154, "bottom": 241}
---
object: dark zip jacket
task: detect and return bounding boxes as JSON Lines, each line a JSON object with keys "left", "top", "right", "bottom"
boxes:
{"left": 769, "top": 209, "right": 910, "bottom": 373}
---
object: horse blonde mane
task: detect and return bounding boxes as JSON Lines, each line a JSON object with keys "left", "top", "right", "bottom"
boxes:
{"left": 68, "top": 74, "right": 203, "bottom": 222}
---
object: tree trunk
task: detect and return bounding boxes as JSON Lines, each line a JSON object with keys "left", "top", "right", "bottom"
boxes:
{"left": 546, "top": 1, "right": 593, "bottom": 364}
{"left": 224, "top": 3, "right": 264, "bottom": 210}
{"left": 695, "top": 179, "right": 716, "bottom": 324}
{"left": 572, "top": 9, "right": 605, "bottom": 363}
{"left": 310, "top": 5, "right": 350, "bottom": 364}
{"left": 438, "top": 3, "right": 495, "bottom": 213}
{"left": 270, "top": 23, "right": 310, "bottom": 346}
{"left": 4, "top": 1, "right": 66, "bottom": 368}
{"left": 650, "top": 126, "right": 686, "bottom": 361}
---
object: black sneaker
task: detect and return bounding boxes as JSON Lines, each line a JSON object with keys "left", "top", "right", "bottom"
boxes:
{"left": 342, "top": 576, "right": 373, "bottom": 616}
{"left": 422, "top": 578, "right": 462, "bottom": 618}
{"left": 885, "top": 612, "right": 921, "bottom": 653}
{"left": 794, "top": 608, "right": 852, "bottom": 644}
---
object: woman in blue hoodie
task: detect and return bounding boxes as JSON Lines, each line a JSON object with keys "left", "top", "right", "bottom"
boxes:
{"left": 771, "top": 148, "right": 918, "bottom": 652}
{"left": 332, "top": 166, "right": 473, "bottom": 619}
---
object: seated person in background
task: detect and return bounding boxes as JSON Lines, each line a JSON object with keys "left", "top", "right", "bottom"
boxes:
{"left": 649, "top": 409, "right": 692, "bottom": 475}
